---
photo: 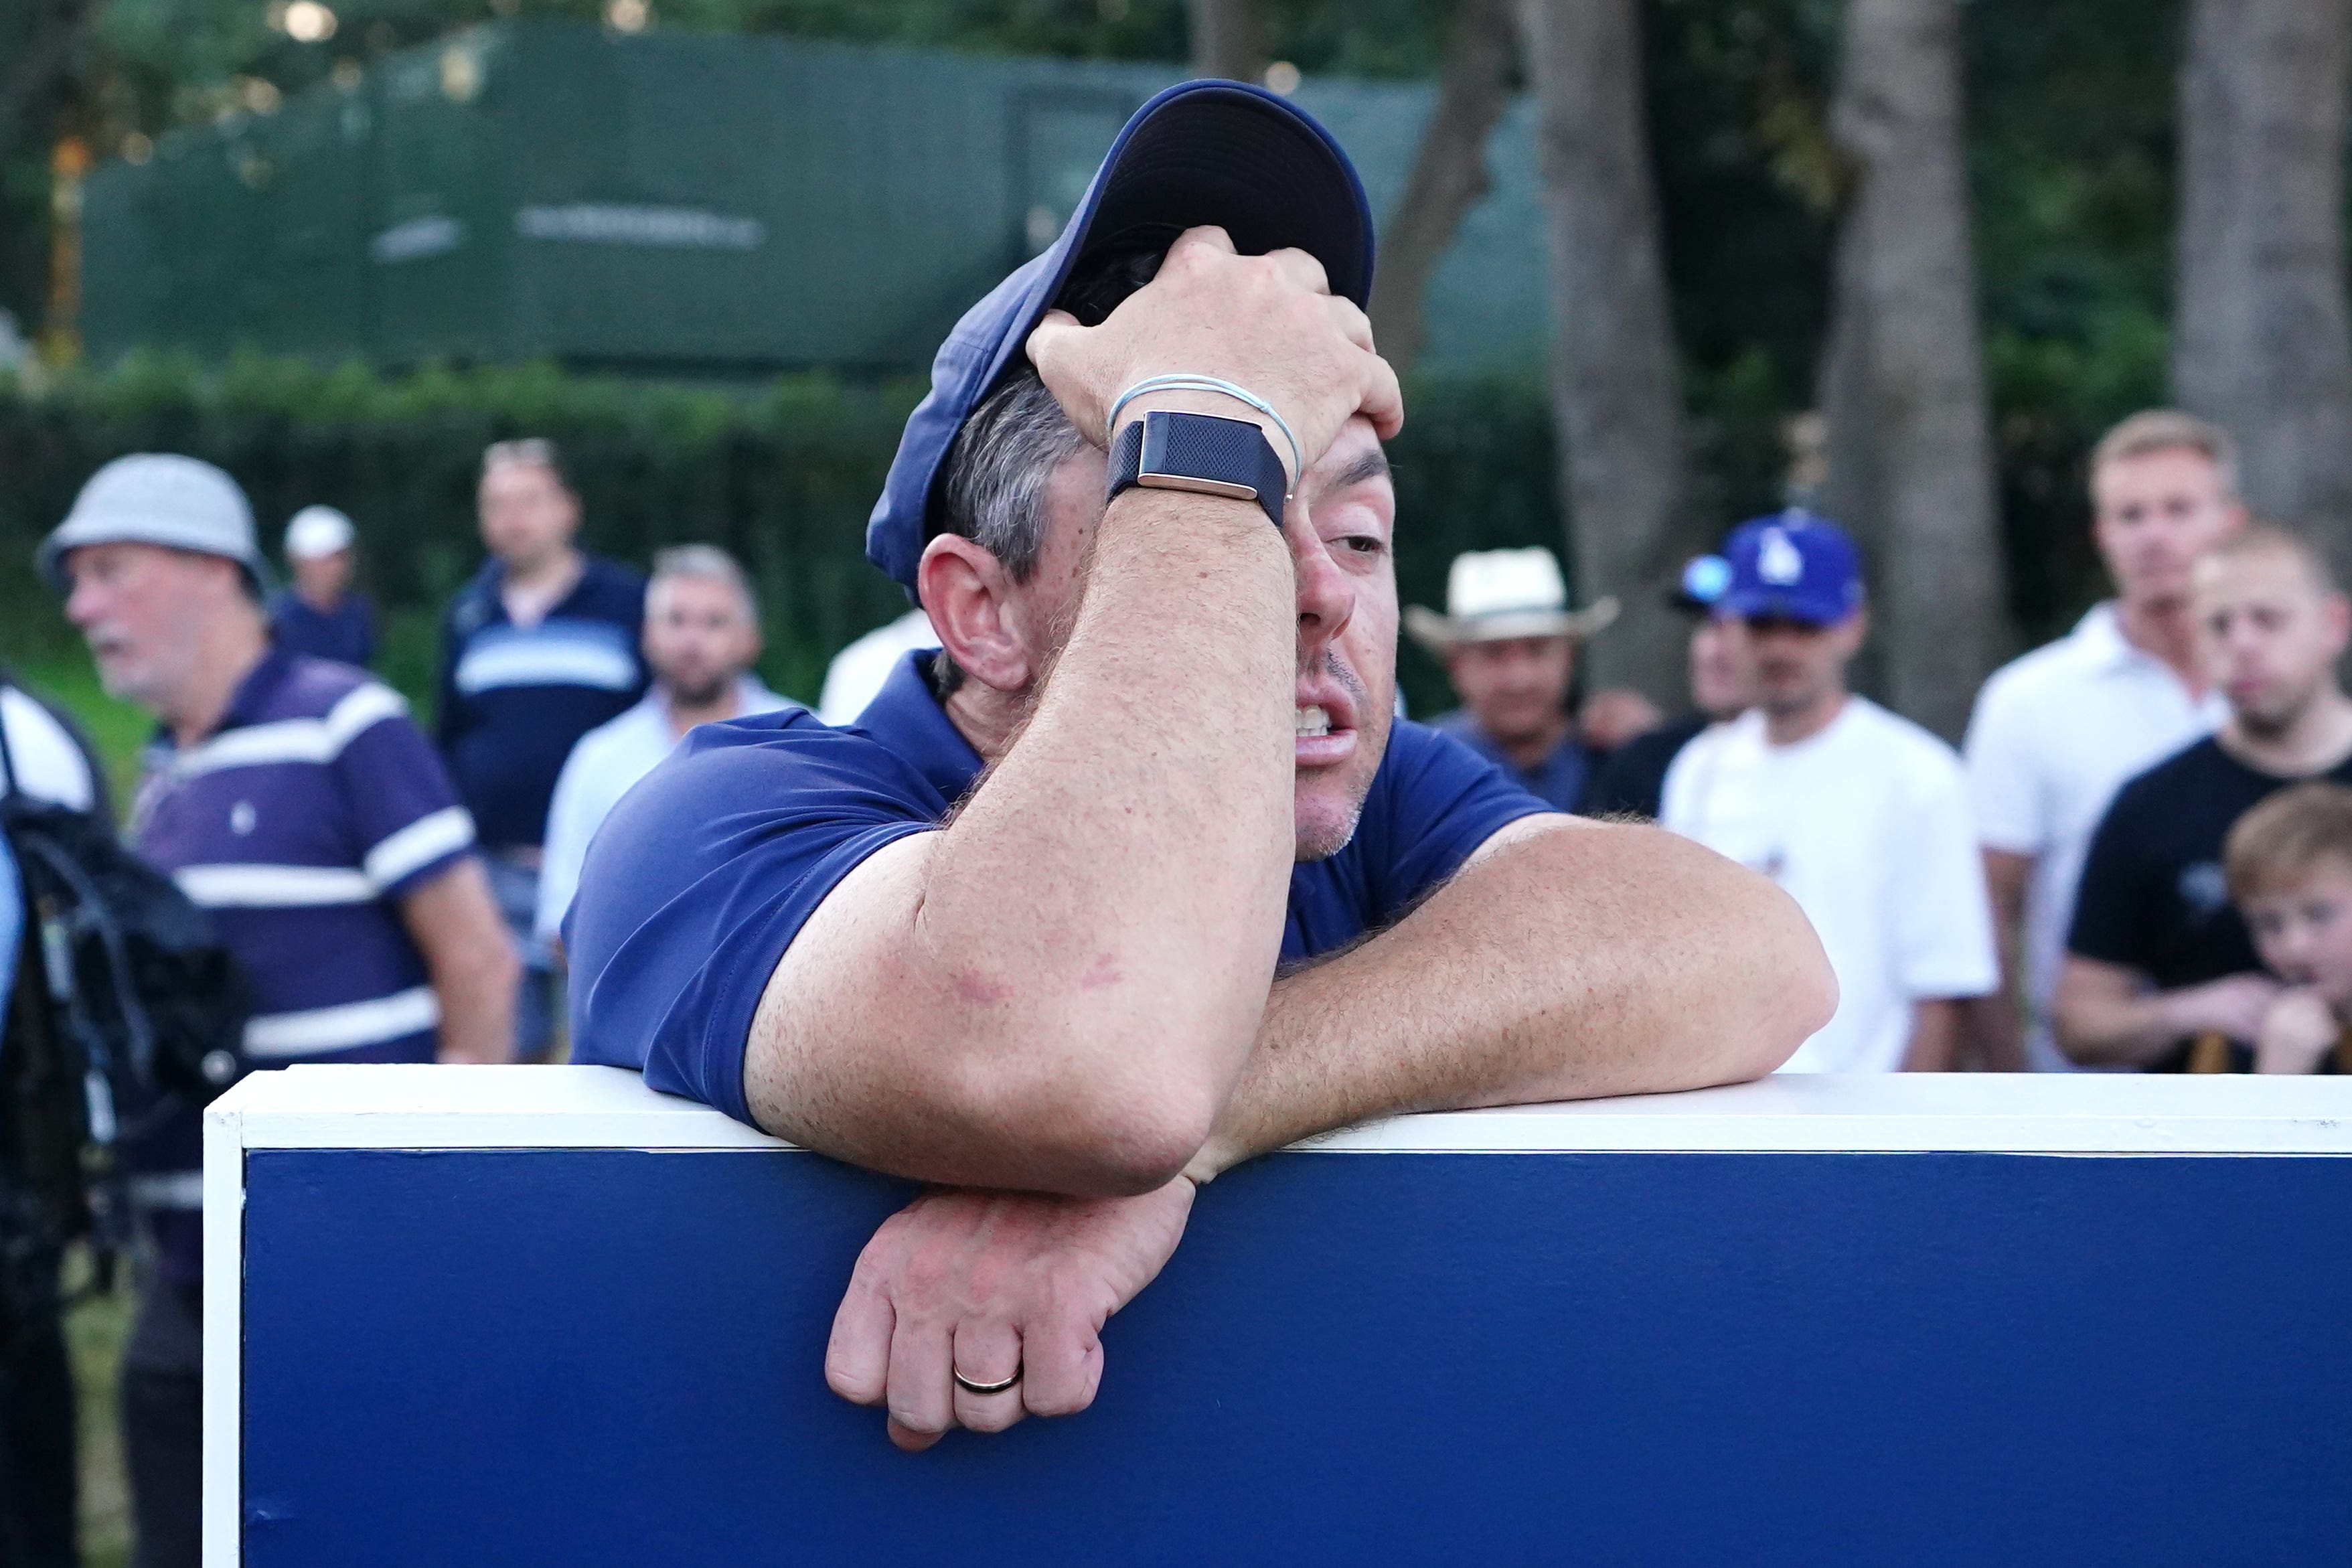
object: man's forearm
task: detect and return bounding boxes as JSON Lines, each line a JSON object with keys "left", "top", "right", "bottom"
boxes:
{"left": 1900, "top": 998, "right": 1964, "bottom": 1072}
{"left": 433, "top": 953, "right": 518, "bottom": 1065}
{"left": 400, "top": 859, "right": 520, "bottom": 1065}
{"left": 1185, "top": 817, "right": 1836, "bottom": 1179}
{"left": 2053, "top": 991, "right": 2182, "bottom": 1066}
{"left": 747, "top": 490, "right": 1302, "bottom": 1193}
{"left": 912, "top": 490, "right": 1295, "bottom": 1050}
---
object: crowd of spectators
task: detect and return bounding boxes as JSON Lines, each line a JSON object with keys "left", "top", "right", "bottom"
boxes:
{"left": 9, "top": 390, "right": 2352, "bottom": 1560}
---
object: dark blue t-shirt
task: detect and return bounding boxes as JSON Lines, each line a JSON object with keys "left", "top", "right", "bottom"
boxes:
{"left": 435, "top": 555, "right": 647, "bottom": 851}
{"left": 268, "top": 588, "right": 378, "bottom": 670}
{"left": 1430, "top": 708, "right": 1596, "bottom": 815}
{"left": 568, "top": 652, "right": 1554, "bottom": 1127}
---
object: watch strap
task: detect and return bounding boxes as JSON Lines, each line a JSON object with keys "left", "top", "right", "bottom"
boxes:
{"left": 1106, "top": 410, "right": 1288, "bottom": 530}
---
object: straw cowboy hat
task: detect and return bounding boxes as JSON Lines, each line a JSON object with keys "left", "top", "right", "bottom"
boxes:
{"left": 1404, "top": 547, "right": 1620, "bottom": 653}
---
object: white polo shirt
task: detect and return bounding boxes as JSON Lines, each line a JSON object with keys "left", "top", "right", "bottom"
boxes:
{"left": 0, "top": 688, "right": 97, "bottom": 811}
{"left": 536, "top": 678, "right": 799, "bottom": 947}
{"left": 1962, "top": 604, "right": 2223, "bottom": 1070}
{"left": 817, "top": 609, "right": 939, "bottom": 726}
{"left": 1662, "top": 697, "right": 1998, "bottom": 1074}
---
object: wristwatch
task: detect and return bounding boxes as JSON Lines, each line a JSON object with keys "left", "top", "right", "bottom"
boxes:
{"left": 1106, "top": 410, "right": 1289, "bottom": 530}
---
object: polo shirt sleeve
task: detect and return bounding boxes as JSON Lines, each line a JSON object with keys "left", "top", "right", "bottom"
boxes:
{"left": 564, "top": 719, "right": 939, "bottom": 1127}
{"left": 1360, "top": 722, "right": 1557, "bottom": 919}
{"left": 2067, "top": 781, "right": 2150, "bottom": 969}
{"left": 334, "top": 692, "right": 478, "bottom": 900}
{"left": 1891, "top": 752, "right": 2000, "bottom": 1001}
{"left": 1962, "top": 664, "right": 2047, "bottom": 856}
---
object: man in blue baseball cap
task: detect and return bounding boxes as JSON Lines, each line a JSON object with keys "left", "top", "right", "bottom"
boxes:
{"left": 1660, "top": 510, "right": 1996, "bottom": 1075}
{"left": 567, "top": 82, "right": 1832, "bottom": 1450}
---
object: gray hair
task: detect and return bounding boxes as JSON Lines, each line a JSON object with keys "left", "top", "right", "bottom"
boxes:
{"left": 937, "top": 364, "right": 1090, "bottom": 582}
{"left": 649, "top": 543, "right": 759, "bottom": 624}
{"left": 481, "top": 436, "right": 573, "bottom": 491}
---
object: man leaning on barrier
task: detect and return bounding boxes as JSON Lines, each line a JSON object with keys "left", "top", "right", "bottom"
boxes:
{"left": 566, "top": 82, "right": 1835, "bottom": 1449}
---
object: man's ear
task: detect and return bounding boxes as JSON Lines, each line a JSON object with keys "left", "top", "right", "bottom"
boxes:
{"left": 917, "top": 535, "right": 1035, "bottom": 693}
{"left": 1838, "top": 606, "right": 1871, "bottom": 659}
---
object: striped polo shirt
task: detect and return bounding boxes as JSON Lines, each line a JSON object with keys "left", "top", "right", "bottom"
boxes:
{"left": 436, "top": 556, "right": 647, "bottom": 850}
{"left": 127, "top": 649, "right": 477, "bottom": 1280}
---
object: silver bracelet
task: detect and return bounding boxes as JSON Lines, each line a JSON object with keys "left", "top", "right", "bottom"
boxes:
{"left": 1106, "top": 375, "right": 1302, "bottom": 496}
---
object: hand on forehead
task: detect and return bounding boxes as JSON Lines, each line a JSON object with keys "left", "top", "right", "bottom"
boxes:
{"left": 1300, "top": 416, "right": 1391, "bottom": 501}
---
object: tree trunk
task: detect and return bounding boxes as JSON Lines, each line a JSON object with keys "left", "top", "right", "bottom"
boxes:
{"left": 1187, "top": 0, "right": 1269, "bottom": 84}
{"left": 1368, "top": 0, "right": 1518, "bottom": 378}
{"left": 1514, "top": 0, "right": 1693, "bottom": 702}
{"left": 1817, "top": 0, "right": 2007, "bottom": 741}
{"left": 2173, "top": 0, "right": 2352, "bottom": 566}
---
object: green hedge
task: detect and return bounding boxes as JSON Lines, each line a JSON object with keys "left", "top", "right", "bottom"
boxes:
{"left": 0, "top": 349, "right": 2122, "bottom": 726}
{"left": 0, "top": 354, "right": 1584, "bottom": 717}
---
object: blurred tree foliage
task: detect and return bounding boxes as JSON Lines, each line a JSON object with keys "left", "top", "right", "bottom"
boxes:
{"left": 3, "top": 0, "right": 2185, "bottom": 648}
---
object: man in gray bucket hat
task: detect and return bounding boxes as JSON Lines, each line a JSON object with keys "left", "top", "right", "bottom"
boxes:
{"left": 40, "top": 453, "right": 517, "bottom": 1568}
{"left": 38, "top": 453, "right": 272, "bottom": 599}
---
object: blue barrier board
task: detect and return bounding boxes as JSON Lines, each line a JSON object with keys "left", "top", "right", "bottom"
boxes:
{"left": 216, "top": 1067, "right": 2352, "bottom": 1567}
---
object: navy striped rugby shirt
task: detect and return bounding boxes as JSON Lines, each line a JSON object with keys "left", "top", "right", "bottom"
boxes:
{"left": 127, "top": 649, "right": 478, "bottom": 1281}
{"left": 436, "top": 556, "right": 647, "bottom": 851}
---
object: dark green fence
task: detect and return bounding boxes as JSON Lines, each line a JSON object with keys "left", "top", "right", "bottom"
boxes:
{"left": 80, "top": 21, "right": 1551, "bottom": 381}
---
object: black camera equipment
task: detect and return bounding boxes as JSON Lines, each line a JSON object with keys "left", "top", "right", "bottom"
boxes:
{"left": 0, "top": 689, "right": 249, "bottom": 1310}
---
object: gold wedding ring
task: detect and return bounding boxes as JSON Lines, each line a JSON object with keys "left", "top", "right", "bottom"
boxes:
{"left": 952, "top": 1364, "right": 1022, "bottom": 1397}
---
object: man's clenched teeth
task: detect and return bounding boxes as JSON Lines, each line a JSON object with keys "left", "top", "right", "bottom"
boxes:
{"left": 1295, "top": 705, "right": 1331, "bottom": 738}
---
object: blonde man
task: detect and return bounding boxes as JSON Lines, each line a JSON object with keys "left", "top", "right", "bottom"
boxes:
{"left": 2056, "top": 526, "right": 2352, "bottom": 1069}
{"left": 1963, "top": 411, "right": 2246, "bottom": 1069}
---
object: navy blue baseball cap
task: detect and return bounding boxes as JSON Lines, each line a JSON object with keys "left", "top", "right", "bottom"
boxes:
{"left": 864, "top": 80, "right": 1377, "bottom": 591}
{"left": 1718, "top": 509, "right": 1865, "bottom": 626}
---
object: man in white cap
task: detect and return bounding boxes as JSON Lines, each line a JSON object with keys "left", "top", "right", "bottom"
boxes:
{"left": 267, "top": 503, "right": 377, "bottom": 669}
{"left": 1406, "top": 547, "right": 1632, "bottom": 812}
{"left": 40, "top": 453, "right": 517, "bottom": 1568}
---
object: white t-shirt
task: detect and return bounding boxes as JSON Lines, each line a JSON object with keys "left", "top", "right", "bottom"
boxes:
{"left": 1661, "top": 697, "right": 1998, "bottom": 1073}
{"left": 817, "top": 609, "right": 939, "bottom": 726}
{"left": 1962, "top": 604, "right": 2223, "bottom": 1070}
{"left": 0, "top": 688, "right": 97, "bottom": 813}
{"left": 536, "top": 678, "right": 799, "bottom": 947}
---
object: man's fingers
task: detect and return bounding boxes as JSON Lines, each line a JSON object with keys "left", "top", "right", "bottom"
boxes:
{"left": 824, "top": 1273, "right": 895, "bottom": 1406}
{"left": 885, "top": 1416, "right": 946, "bottom": 1454}
{"left": 1355, "top": 349, "right": 1406, "bottom": 440}
{"left": 1020, "top": 1316, "right": 1105, "bottom": 1419}
{"left": 883, "top": 1309, "right": 955, "bottom": 1445}
{"left": 1324, "top": 295, "right": 1376, "bottom": 355}
{"left": 1167, "top": 224, "right": 1239, "bottom": 259}
{"left": 950, "top": 1318, "right": 1028, "bottom": 1435}
{"left": 1265, "top": 246, "right": 1332, "bottom": 297}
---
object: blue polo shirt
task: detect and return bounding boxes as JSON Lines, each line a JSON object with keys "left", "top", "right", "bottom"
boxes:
{"left": 568, "top": 652, "right": 1554, "bottom": 1127}
{"left": 269, "top": 586, "right": 378, "bottom": 669}
{"left": 436, "top": 556, "right": 647, "bottom": 851}
{"left": 1430, "top": 709, "right": 1596, "bottom": 815}
{"left": 128, "top": 649, "right": 479, "bottom": 1281}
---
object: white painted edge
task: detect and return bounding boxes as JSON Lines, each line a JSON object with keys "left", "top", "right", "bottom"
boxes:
{"left": 201, "top": 1093, "right": 244, "bottom": 1568}
{"left": 207, "top": 1064, "right": 2352, "bottom": 1155}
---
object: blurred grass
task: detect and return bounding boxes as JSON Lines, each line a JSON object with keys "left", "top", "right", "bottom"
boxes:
{"left": 5, "top": 650, "right": 151, "bottom": 811}
{"left": 64, "top": 1251, "right": 133, "bottom": 1568}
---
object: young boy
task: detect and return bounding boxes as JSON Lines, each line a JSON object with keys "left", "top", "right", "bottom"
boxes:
{"left": 2223, "top": 781, "right": 2352, "bottom": 1073}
